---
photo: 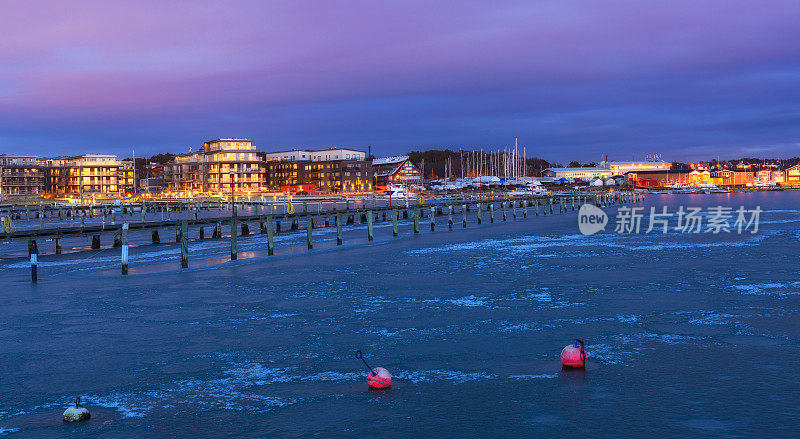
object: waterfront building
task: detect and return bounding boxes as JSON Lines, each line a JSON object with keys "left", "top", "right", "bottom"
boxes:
{"left": 38, "top": 155, "right": 123, "bottom": 197}
{"left": 372, "top": 156, "right": 423, "bottom": 187}
{"left": 139, "top": 178, "right": 165, "bottom": 195}
{"left": 712, "top": 170, "right": 755, "bottom": 186}
{"left": 604, "top": 161, "right": 670, "bottom": 174}
{"left": 691, "top": 163, "right": 711, "bottom": 171}
{"left": 264, "top": 148, "right": 373, "bottom": 193}
{"left": 262, "top": 150, "right": 315, "bottom": 162}
{"left": 119, "top": 159, "right": 136, "bottom": 194}
{"left": 0, "top": 155, "right": 43, "bottom": 197}
{"left": 543, "top": 167, "right": 614, "bottom": 180}
{"left": 756, "top": 169, "right": 772, "bottom": 182}
{"left": 163, "top": 139, "right": 264, "bottom": 195}
{"left": 38, "top": 157, "right": 68, "bottom": 196}
{"left": 786, "top": 165, "right": 800, "bottom": 184}
{"left": 689, "top": 170, "right": 712, "bottom": 185}
{"left": 771, "top": 170, "right": 786, "bottom": 183}
{"left": 625, "top": 170, "right": 690, "bottom": 187}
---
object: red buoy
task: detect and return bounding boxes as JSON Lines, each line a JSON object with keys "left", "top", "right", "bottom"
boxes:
{"left": 367, "top": 367, "right": 392, "bottom": 389}
{"left": 356, "top": 350, "right": 392, "bottom": 390}
{"left": 560, "top": 338, "right": 587, "bottom": 369}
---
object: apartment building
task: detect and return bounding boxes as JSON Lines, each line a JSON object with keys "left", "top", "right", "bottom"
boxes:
{"left": 0, "top": 155, "right": 43, "bottom": 196}
{"left": 164, "top": 138, "right": 264, "bottom": 195}
{"left": 119, "top": 160, "right": 136, "bottom": 194}
{"left": 263, "top": 148, "right": 372, "bottom": 193}
{"left": 38, "top": 154, "right": 122, "bottom": 197}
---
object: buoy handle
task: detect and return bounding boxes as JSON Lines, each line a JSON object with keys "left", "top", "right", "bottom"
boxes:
{"left": 75, "top": 396, "right": 81, "bottom": 408}
{"left": 574, "top": 338, "right": 584, "bottom": 349}
{"left": 355, "top": 350, "right": 376, "bottom": 374}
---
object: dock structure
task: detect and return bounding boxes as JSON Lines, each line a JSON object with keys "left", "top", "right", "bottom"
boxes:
{"left": 1, "top": 192, "right": 644, "bottom": 281}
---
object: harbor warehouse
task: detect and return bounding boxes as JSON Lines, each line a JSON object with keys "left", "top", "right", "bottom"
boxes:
{"left": 626, "top": 170, "right": 691, "bottom": 187}
{"left": 543, "top": 167, "right": 613, "bottom": 180}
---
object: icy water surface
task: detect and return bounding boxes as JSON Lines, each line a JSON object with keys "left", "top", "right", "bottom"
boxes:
{"left": 1, "top": 192, "right": 798, "bottom": 437}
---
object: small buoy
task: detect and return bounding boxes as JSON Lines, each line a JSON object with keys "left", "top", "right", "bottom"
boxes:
{"left": 62, "top": 397, "right": 91, "bottom": 423}
{"left": 355, "top": 350, "right": 391, "bottom": 390}
{"left": 367, "top": 367, "right": 392, "bottom": 389}
{"left": 560, "top": 338, "right": 587, "bottom": 369}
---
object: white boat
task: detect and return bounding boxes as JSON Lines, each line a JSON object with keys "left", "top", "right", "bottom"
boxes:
{"left": 383, "top": 185, "right": 414, "bottom": 199}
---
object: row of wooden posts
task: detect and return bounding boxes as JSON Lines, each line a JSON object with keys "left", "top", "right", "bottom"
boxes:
{"left": 24, "top": 192, "right": 643, "bottom": 282}
{"left": 3, "top": 196, "right": 480, "bottom": 233}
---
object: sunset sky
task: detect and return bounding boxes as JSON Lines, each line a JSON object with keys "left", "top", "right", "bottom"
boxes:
{"left": 2, "top": 0, "right": 799, "bottom": 161}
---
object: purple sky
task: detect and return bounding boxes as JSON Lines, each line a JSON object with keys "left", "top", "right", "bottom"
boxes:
{"left": 2, "top": 0, "right": 799, "bottom": 161}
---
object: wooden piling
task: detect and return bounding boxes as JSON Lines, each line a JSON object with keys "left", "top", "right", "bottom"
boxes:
{"left": 121, "top": 223, "right": 129, "bottom": 275}
{"left": 267, "top": 215, "right": 275, "bottom": 255}
{"left": 92, "top": 234, "right": 101, "bottom": 249}
{"left": 392, "top": 209, "right": 399, "bottom": 237}
{"left": 335, "top": 213, "right": 344, "bottom": 245}
{"left": 490, "top": 203, "right": 495, "bottom": 223}
{"left": 306, "top": 215, "right": 313, "bottom": 249}
{"left": 367, "top": 210, "right": 374, "bottom": 241}
{"left": 477, "top": 203, "right": 482, "bottom": 224}
{"left": 448, "top": 205, "right": 453, "bottom": 230}
{"left": 462, "top": 204, "right": 467, "bottom": 228}
{"left": 55, "top": 235, "right": 62, "bottom": 254}
{"left": 180, "top": 220, "right": 188, "bottom": 268}
{"left": 29, "top": 240, "right": 38, "bottom": 283}
{"left": 230, "top": 217, "right": 238, "bottom": 260}
{"left": 430, "top": 206, "right": 436, "bottom": 231}
{"left": 414, "top": 208, "right": 420, "bottom": 233}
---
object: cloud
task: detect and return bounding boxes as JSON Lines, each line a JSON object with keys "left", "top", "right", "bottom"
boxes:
{"left": 1, "top": 0, "right": 799, "bottom": 160}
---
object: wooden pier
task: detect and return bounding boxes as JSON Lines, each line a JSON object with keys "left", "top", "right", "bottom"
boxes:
{"left": 1, "top": 192, "right": 644, "bottom": 281}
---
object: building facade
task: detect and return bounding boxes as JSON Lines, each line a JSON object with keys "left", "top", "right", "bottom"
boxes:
{"left": 119, "top": 160, "right": 136, "bottom": 194}
{"left": 786, "top": 165, "right": 800, "bottom": 185}
{"left": 0, "top": 155, "right": 43, "bottom": 196}
{"left": 372, "top": 156, "right": 423, "bottom": 187}
{"left": 711, "top": 170, "right": 754, "bottom": 186}
{"left": 264, "top": 148, "right": 373, "bottom": 193}
{"left": 37, "top": 155, "right": 123, "bottom": 197}
{"left": 625, "top": 170, "right": 690, "bottom": 187}
{"left": 164, "top": 139, "right": 264, "bottom": 195}
{"left": 543, "top": 167, "right": 614, "bottom": 180}
{"left": 604, "top": 161, "right": 670, "bottom": 174}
